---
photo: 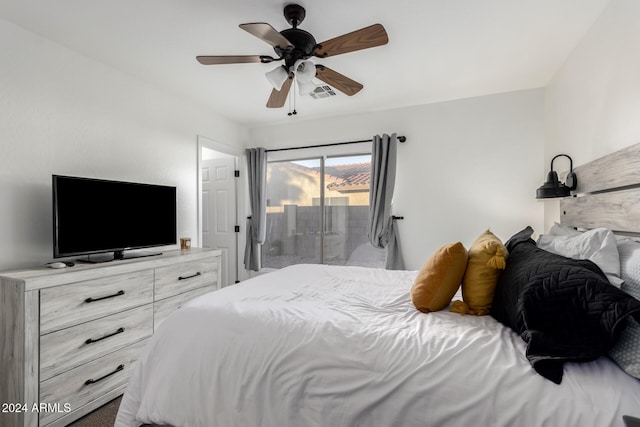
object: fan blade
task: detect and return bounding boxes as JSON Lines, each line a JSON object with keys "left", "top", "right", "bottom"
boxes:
{"left": 196, "top": 55, "right": 263, "bottom": 65}
{"left": 266, "top": 76, "right": 293, "bottom": 108}
{"left": 315, "top": 24, "right": 388, "bottom": 58}
{"left": 315, "top": 65, "right": 363, "bottom": 96}
{"left": 240, "top": 23, "right": 294, "bottom": 49}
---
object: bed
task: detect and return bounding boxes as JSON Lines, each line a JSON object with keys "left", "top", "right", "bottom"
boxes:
{"left": 116, "top": 145, "right": 640, "bottom": 427}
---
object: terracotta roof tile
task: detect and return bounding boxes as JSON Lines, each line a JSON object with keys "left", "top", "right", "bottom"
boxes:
{"left": 324, "top": 163, "right": 371, "bottom": 191}
{"left": 274, "top": 161, "right": 371, "bottom": 192}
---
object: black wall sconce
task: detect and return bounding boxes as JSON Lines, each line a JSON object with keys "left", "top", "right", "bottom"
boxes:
{"left": 536, "top": 154, "right": 577, "bottom": 199}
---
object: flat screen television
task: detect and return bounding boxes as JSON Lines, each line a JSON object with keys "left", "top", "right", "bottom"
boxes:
{"left": 53, "top": 175, "right": 177, "bottom": 262}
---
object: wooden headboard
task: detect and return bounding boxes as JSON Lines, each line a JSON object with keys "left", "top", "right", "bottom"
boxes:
{"left": 560, "top": 143, "right": 640, "bottom": 235}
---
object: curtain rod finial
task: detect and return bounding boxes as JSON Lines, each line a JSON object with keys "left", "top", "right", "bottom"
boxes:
{"left": 398, "top": 136, "right": 406, "bottom": 143}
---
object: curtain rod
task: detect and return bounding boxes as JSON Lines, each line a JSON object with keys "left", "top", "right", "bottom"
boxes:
{"left": 265, "top": 135, "right": 406, "bottom": 153}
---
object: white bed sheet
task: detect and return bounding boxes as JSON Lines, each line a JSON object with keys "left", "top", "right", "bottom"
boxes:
{"left": 116, "top": 264, "right": 640, "bottom": 427}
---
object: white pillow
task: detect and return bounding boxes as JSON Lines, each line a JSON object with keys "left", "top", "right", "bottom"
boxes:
{"left": 548, "top": 222, "right": 582, "bottom": 237}
{"left": 537, "top": 227, "right": 623, "bottom": 287}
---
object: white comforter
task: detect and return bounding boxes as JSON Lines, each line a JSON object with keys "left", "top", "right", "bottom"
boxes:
{"left": 116, "top": 264, "right": 640, "bottom": 427}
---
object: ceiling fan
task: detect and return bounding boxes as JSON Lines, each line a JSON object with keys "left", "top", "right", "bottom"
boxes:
{"left": 196, "top": 4, "right": 389, "bottom": 109}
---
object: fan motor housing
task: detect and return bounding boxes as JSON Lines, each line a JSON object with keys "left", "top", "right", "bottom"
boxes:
{"left": 279, "top": 28, "right": 317, "bottom": 68}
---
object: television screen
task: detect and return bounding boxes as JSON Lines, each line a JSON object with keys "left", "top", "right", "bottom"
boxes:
{"left": 53, "top": 175, "right": 177, "bottom": 260}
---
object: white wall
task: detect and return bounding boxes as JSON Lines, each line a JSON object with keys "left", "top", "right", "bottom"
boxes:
{"left": 0, "top": 18, "right": 247, "bottom": 270}
{"left": 0, "top": 15, "right": 553, "bottom": 272}
{"left": 250, "top": 89, "right": 545, "bottom": 270}
{"left": 545, "top": 0, "right": 640, "bottom": 230}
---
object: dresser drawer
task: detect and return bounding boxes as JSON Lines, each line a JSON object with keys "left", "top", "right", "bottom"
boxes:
{"left": 153, "top": 285, "right": 215, "bottom": 331}
{"left": 39, "top": 338, "right": 148, "bottom": 426}
{"left": 154, "top": 258, "right": 218, "bottom": 300}
{"left": 40, "top": 270, "right": 154, "bottom": 334}
{"left": 40, "top": 304, "right": 153, "bottom": 381}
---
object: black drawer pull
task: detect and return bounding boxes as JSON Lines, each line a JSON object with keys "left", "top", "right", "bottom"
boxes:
{"left": 84, "top": 364, "right": 124, "bottom": 385}
{"left": 85, "top": 290, "right": 125, "bottom": 303}
{"left": 85, "top": 327, "right": 125, "bottom": 345}
{"left": 178, "top": 272, "right": 201, "bottom": 280}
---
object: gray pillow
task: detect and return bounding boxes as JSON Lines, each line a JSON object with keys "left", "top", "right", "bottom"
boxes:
{"left": 618, "top": 240, "right": 640, "bottom": 299}
{"left": 610, "top": 240, "right": 640, "bottom": 379}
{"left": 609, "top": 317, "right": 640, "bottom": 379}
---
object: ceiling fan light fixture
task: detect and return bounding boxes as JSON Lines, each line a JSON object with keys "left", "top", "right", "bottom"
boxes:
{"left": 294, "top": 59, "right": 316, "bottom": 83}
{"left": 265, "top": 65, "right": 289, "bottom": 91}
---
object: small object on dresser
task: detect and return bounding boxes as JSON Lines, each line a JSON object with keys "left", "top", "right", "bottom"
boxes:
{"left": 46, "top": 262, "right": 68, "bottom": 269}
{"left": 180, "top": 237, "right": 192, "bottom": 250}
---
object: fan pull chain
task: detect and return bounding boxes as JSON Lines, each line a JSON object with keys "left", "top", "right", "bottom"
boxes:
{"left": 287, "top": 82, "right": 292, "bottom": 116}
{"left": 293, "top": 83, "right": 297, "bottom": 115}
{"left": 288, "top": 76, "right": 297, "bottom": 116}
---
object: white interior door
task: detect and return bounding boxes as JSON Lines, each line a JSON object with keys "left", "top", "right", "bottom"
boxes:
{"left": 202, "top": 156, "right": 237, "bottom": 286}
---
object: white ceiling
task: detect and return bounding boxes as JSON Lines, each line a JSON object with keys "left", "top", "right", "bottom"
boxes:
{"left": 0, "top": 0, "right": 611, "bottom": 128}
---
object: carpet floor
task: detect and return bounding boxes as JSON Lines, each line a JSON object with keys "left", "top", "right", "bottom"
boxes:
{"left": 67, "top": 396, "right": 121, "bottom": 426}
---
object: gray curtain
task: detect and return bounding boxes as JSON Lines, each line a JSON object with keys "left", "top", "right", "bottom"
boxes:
{"left": 244, "top": 147, "right": 267, "bottom": 271}
{"left": 368, "top": 133, "right": 405, "bottom": 270}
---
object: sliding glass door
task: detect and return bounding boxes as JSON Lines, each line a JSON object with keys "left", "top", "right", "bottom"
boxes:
{"left": 264, "top": 158, "right": 322, "bottom": 268}
{"left": 263, "top": 154, "right": 385, "bottom": 269}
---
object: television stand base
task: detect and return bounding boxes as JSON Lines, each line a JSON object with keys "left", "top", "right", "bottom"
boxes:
{"left": 76, "top": 255, "right": 114, "bottom": 264}
{"left": 77, "top": 250, "right": 163, "bottom": 264}
{"left": 120, "top": 251, "right": 163, "bottom": 260}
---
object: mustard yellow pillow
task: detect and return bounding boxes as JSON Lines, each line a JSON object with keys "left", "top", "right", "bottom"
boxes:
{"left": 450, "top": 230, "right": 508, "bottom": 316}
{"left": 411, "top": 242, "right": 468, "bottom": 313}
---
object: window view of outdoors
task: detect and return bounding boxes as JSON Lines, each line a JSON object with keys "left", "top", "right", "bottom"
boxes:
{"left": 263, "top": 155, "right": 385, "bottom": 269}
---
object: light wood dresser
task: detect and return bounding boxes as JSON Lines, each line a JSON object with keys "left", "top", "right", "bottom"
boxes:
{"left": 0, "top": 248, "right": 221, "bottom": 427}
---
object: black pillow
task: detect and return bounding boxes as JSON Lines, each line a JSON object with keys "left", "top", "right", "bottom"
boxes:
{"left": 491, "top": 226, "right": 640, "bottom": 384}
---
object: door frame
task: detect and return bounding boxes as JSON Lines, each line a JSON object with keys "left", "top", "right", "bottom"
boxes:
{"left": 196, "top": 135, "right": 245, "bottom": 282}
